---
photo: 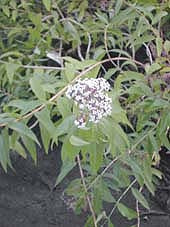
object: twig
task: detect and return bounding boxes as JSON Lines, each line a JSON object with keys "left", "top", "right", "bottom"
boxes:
{"left": 55, "top": 3, "right": 65, "bottom": 19}
{"left": 143, "top": 43, "right": 153, "bottom": 64}
{"left": 101, "top": 179, "right": 137, "bottom": 227}
{"left": 104, "top": 25, "right": 118, "bottom": 68}
{"left": 87, "top": 157, "right": 118, "bottom": 190}
{"left": 77, "top": 155, "right": 97, "bottom": 227}
{"left": 136, "top": 187, "right": 143, "bottom": 227}
{"left": 29, "top": 120, "right": 39, "bottom": 129}
{"left": 77, "top": 45, "right": 84, "bottom": 61}
{"left": 0, "top": 60, "right": 64, "bottom": 70}
{"left": 0, "top": 56, "right": 145, "bottom": 128}
{"left": 85, "top": 33, "right": 91, "bottom": 59}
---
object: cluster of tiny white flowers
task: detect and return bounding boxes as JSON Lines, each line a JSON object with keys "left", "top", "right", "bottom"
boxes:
{"left": 65, "top": 78, "right": 112, "bottom": 128}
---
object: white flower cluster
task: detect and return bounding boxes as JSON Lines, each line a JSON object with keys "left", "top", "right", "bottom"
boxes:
{"left": 66, "top": 78, "right": 112, "bottom": 128}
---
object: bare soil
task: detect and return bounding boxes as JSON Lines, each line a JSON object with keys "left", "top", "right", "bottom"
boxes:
{"left": 0, "top": 147, "right": 170, "bottom": 227}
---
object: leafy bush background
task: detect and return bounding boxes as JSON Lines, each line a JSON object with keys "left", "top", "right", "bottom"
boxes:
{"left": 0, "top": 0, "right": 170, "bottom": 226}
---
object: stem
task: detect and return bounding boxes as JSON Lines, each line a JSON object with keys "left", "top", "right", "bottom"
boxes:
{"left": 87, "top": 157, "right": 118, "bottom": 190}
{"left": 102, "top": 179, "right": 137, "bottom": 227}
{"left": 136, "top": 187, "right": 143, "bottom": 227}
{"left": 77, "top": 155, "right": 97, "bottom": 227}
{"left": 0, "top": 60, "right": 64, "bottom": 70}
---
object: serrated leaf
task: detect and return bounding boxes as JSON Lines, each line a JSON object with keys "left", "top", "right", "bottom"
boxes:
{"left": 2, "top": 5, "right": 10, "bottom": 17}
{"left": 115, "top": 0, "right": 123, "bottom": 14}
{"left": 55, "top": 161, "right": 76, "bottom": 186}
{"left": 117, "top": 203, "right": 137, "bottom": 220}
{"left": 164, "top": 40, "right": 170, "bottom": 53}
{"left": 61, "top": 139, "right": 79, "bottom": 162}
{"left": 40, "top": 123, "right": 51, "bottom": 154}
{"left": 35, "top": 108, "right": 56, "bottom": 140}
{"left": 90, "top": 143, "right": 103, "bottom": 174}
{"left": 132, "top": 187, "right": 149, "bottom": 210}
{"left": 156, "top": 37, "right": 163, "bottom": 57}
{"left": 151, "top": 167, "right": 162, "bottom": 179}
{"left": 69, "top": 135, "right": 90, "bottom": 146}
{"left": 0, "top": 133, "right": 8, "bottom": 172}
{"left": 22, "top": 136, "right": 37, "bottom": 164}
{"left": 146, "top": 63, "right": 161, "bottom": 75}
{"left": 9, "top": 121, "right": 40, "bottom": 146}
{"left": 42, "top": 0, "right": 51, "bottom": 11}
{"left": 14, "top": 141, "right": 27, "bottom": 159}
{"left": 8, "top": 100, "right": 41, "bottom": 115}
{"left": 115, "top": 71, "right": 144, "bottom": 90}
{"left": 5, "top": 63, "right": 19, "bottom": 84}
{"left": 30, "top": 76, "right": 46, "bottom": 101}
{"left": 57, "top": 96, "right": 72, "bottom": 118}
{"left": 56, "top": 115, "right": 75, "bottom": 137}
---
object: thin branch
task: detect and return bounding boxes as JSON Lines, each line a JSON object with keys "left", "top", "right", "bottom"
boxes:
{"left": 85, "top": 33, "right": 91, "bottom": 59}
{"left": 87, "top": 157, "right": 118, "bottom": 190}
{"left": 136, "top": 187, "right": 143, "bottom": 227}
{"left": 0, "top": 57, "right": 145, "bottom": 128}
{"left": 104, "top": 25, "right": 118, "bottom": 68}
{"left": 77, "top": 155, "right": 97, "bottom": 227}
{"left": 0, "top": 60, "right": 64, "bottom": 70}
{"left": 143, "top": 43, "right": 153, "bottom": 64}
{"left": 102, "top": 179, "right": 137, "bottom": 227}
{"left": 77, "top": 45, "right": 84, "bottom": 61}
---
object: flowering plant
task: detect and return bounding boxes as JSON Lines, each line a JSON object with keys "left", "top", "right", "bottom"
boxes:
{"left": 0, "top": 0, "right": 170, "bottom": 226}
{"left": 66, "top": 78, "right": 112, "bottom": 128}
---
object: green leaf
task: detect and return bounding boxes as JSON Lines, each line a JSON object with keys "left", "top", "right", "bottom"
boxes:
{"left": 30, "top": 76, "right": 46, "bottom": 101}
{"left": 22, "top": 136, "right": 37, "bottom": 164}
{"left": 69, "top": 135, "right": 90, "bottom": 146}
{"left": 156, "top": 37, "right": 163, "bottom": 57}
{"left": 55, "top": 161, "right": 76, "bottom": 186}
{"left": 56, "top": 115, "right": 75, "bottom": 137}
{"left": 164, "top": 40, "right": 170, "bottom": 53}
{"left": 108, "top": 219, "right": 115, "bottom": 227}
{"left": 40, "top": 123, "right": 51, "bottom": 154}
{"left": 64, "top": 62, "right": 76, "bottom": 82}
{"left": 9, "top": 121, "right": 40, "bottom": 146}
{"left": 90, "top": 143, "right": 103, "bottom": 174}
{"left": 115, "top": 0, "right": 123, "bottom": 15}
{"left": 151, "top": 167, "right": 162, "bottom": 179}
{"left": 42, "top": 0, "right": 51, "bottom": 11}
{"left": 5, "top": 63, "right": 19, "bottom": 84}
{"left": 117, "top": 203, "right": 137, "bottom": 220}
{"left": 64, "top": 21, "right": 80, "bottom": 43}
{"left": 131, "top": 188, "right": 149, "bottom": 210}
{"left": 152, "top": 11, "right": 168, "bottom": 25}
{"left": 61, "top": 139, "right": 79, "bottom": 162}
{"left": 2, "top": 5, "right": 10, "bottom": 17}
{"left": 8, "top": 100, "right": 41, "bottom": 115}
{"left": 14, "top": 141, "right": 27, "bottom": 159}
{"left": 146, "top": 63, "right": 161, "bottom": 75}
{"left": 35, "top": 108, "right": 56, "bottom": 139}
{"left": 0, "top": 132, "right": 9, "bottom": 172}
{"left": 57, "top": 96, "right": 72, "bottom": 118}
{"left": 115, "top": 71, "right": 144, "bottom": 90}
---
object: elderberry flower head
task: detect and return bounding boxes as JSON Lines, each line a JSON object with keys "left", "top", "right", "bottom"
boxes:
{"left": 66, "top": 78, "right": 112, "bottom": 128}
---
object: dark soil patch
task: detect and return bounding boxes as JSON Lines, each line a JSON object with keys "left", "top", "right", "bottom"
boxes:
{"left": 0, "top": 149, "right": 85, "bottom": 227}
{"left": 0, "top": 148, "right": 170, "bottom": 227}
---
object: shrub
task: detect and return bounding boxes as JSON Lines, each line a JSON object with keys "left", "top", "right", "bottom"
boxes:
{"left": 0, "top": 0, "right": 170, "bottom": 226}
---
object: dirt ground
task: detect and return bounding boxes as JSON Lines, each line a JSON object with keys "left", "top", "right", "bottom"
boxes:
{"left": 0, "top": 147, "right": 170, "bottom": 227}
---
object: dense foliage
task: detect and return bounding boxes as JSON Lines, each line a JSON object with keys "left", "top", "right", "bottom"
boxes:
{"left": 0, "top": 0, "right": 170, "bottom": 226}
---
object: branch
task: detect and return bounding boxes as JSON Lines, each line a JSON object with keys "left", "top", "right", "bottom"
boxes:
{"left": 77, "top": 155, "right": 97, "bottom": 227}
{"left": 0, "top": 57, "right": 145, "bottom": 128}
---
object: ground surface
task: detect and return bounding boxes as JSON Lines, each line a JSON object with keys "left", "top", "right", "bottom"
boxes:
{"left": 0, "top": 148, "right": 170, "bottom": 227}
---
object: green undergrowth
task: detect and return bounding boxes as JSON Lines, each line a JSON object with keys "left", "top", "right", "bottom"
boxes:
{"left": 0, "top": 0, "right": 170, "bottom": 226}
